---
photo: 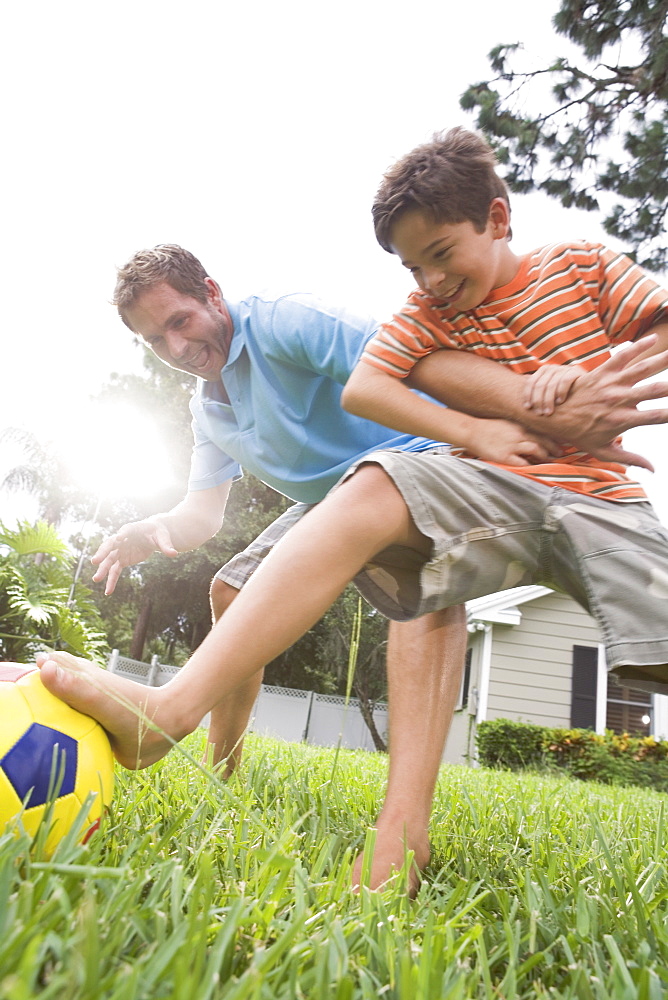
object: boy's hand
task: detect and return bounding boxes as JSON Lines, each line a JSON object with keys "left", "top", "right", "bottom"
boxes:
{"left": 465, "top": 419, "right": 562, "bottom": 467}
{"left": 524, "top": 364, "right": 586, "bottom": 416}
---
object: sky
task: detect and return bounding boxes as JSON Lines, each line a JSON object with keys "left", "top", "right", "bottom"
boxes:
{"left": 1, "top": 0, "right": 666, "bottom": 526}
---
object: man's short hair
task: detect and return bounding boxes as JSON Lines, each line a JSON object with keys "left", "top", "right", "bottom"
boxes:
{"left": 113, "top": 244, "right": 210, "bottom": 330}
{"left": 372, "top": 127, "right": 511, "bottom": 252}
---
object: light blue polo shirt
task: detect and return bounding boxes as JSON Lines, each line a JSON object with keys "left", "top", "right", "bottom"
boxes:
{"left": 188, "top": 292, "right": 444, "bottom": 504}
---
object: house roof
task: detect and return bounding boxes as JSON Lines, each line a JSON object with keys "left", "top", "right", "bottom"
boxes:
{"left": 466, "top": 585, "right": 553, "bottom": 626}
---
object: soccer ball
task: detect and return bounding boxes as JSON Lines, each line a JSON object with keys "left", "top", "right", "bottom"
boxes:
{"left": 0, "top": 662, "right": 114, "bottom": 855}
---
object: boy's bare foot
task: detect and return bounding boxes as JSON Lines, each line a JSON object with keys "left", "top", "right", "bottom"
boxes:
{"left": 36, "top": 651, "right": 188, "bottom": 769}
{"left": 351, "top": 819, "right": 431, "bottom": 897}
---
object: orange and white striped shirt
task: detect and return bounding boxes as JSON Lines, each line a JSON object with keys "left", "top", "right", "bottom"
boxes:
{"left": 362, "top": 242, "right": 668, "bottom": 502}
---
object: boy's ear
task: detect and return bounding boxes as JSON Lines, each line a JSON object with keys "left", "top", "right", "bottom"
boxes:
{"left": 488, "top": 198, "right": 511, "bottom": 239}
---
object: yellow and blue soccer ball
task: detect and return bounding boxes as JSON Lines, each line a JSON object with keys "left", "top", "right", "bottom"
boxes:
{"left": 0, "top": 662, "right": 114, "bottom": 855}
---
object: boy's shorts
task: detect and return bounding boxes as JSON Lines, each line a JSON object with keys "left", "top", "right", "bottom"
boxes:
{"left": 339, "top": 451, "right": 668, "bottom": 695}
{"left": 214, "top": 447, "right": 452, "bottom": 591}
{"left": 215, "top": 502, "right": 315, "bottom": 589}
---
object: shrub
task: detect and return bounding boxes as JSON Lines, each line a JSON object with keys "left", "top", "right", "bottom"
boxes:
{"left": 0, "top": 519, "right": 108, "bottom": 662}
{"left": 476, "top": 718, "right": 668, "bottom": 793}
{"left": 476, "top": 718, "right": 547, "bottom": 770}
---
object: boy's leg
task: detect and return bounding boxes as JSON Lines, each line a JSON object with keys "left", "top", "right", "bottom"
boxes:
{"left": 207, "top": 578, "right": 263, "bottom": 776}
{"left": 208, "top": 580, "right": 466, "bottom": 788}
{"left": 39, "top": 465, "right": 430, "bottom": 768}
{"left": 206, "top": 502, "right": 314, "bottom": 773}
{"left": 353, "top": 604, "right": 467, "bottom": 893}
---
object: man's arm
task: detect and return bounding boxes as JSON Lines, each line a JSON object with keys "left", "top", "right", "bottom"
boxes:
{"left": 91, "top": 481, "right": 231, "bottom": 595}
{"left": 407, "top": 337, "right": 668, "bottom": 470}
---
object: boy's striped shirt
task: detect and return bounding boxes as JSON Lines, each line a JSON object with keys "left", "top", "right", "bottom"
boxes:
{"left": 362, "top": 242, "right": 668, "bottom": 502}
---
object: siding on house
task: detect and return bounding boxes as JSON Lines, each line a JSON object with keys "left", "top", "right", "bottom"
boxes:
{"left": 484, "top": 591, "right": 601, "bottom": 728}
{"left": 442, "top": 708, "right": 472, "bottom": 766}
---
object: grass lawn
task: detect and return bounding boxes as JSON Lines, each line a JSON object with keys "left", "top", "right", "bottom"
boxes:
{"left": 1, "top": 732, "right": 667, "bottom": 999}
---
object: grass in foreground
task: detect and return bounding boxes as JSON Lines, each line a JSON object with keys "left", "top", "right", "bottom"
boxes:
{"left": 1, "top": 732, "right": 668, "bottom": 999}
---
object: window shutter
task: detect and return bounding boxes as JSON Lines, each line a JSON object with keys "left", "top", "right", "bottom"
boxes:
{"left": 570, "top": 645, "right": 598, "bottom": 730}
{"left": 460, "top": 647, "right": 472, "bottom": 708}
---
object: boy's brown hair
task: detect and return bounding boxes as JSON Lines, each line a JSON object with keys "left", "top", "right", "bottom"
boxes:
{"left": 113, "top": 244, "right": 210, "bottom": 330}
{"left": 372, "top": 127, "right": 511, "bottom": 252}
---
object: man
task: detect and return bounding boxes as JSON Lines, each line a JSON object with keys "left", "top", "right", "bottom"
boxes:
{"left": 88, "top": 243, "right": 667, "bottom": 892}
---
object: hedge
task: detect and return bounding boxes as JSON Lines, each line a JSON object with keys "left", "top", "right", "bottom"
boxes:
{"left": 476, "top": 718, "right": 668, "bottom": 792}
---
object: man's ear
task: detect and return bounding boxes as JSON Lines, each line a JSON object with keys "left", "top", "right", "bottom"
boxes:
{"left": 204, "top": 276, "right": 225, "bottom": 310}
{"left": 488, "top": 197, "right": 511, "bottom": 240}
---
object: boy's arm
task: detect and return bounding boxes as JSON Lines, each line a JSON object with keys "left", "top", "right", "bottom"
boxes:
{"left": 343, "top": 359, "right": 483, "bottom": 445}
{"left": 341, "top": 359, "right": 561, "bottom": 466}
{"left": 406, "top": 337, "right": 668, "bottom": 470}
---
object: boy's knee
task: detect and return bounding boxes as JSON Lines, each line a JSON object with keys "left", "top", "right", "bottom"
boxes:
{"left": 210, "top": 577, "right": 240, "bottom": 622}
{"left": 335, "top": 462, "right": 427, "bottom": 551}
{"left": 343, "top": 463, "right": 402, "bottom": 502}
{"left": 345, "top": 464, "right": 412, "bottom": 520}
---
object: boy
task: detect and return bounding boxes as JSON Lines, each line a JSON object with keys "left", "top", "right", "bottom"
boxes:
{"left": 38, "top": 133, "right": 668, "bottom": 891}
{"left": 342, "top": 127, "right": 668, "bottom": 475}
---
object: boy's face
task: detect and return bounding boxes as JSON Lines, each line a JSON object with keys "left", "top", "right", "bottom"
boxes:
{"left": 389, "top": 201, "right": 517, "bottom": 310}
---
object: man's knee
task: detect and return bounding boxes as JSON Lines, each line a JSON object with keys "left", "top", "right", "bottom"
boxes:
{"left": 435, "top": 604, "right": 466, "bottom": 627}
{"left": 210, "top": 577, "right": 240, "bottom": 622}
{"left": 389, "top": 604, "right": 466, "bottom": 643}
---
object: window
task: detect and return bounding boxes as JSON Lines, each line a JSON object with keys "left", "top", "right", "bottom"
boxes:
{"left": 571, "top": 644, "right": 652, "bottom": 736}
{"left": 606, "top": 673, "right": 652, "bottom": 736}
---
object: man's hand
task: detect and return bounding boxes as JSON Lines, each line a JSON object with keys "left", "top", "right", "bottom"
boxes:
{"left": 408, "top": 337, "right": 668, "bottom": 471}
{"left": 91, "top": 518, "right": 179, "bottom": 595}
{"left": 90, "top": 483, "right": 231, "bottom": 596}
{"left": 536, "top": 339, "right": 668, "bottom": 470}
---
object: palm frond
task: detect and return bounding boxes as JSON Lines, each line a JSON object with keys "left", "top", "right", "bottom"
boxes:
{"left": 0, "top": 519, "right": 70, "bottom": 560}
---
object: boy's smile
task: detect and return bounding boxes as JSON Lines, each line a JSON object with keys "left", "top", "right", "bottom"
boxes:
{"left": 389, "top": 200, "right": 520, "bottom": 311}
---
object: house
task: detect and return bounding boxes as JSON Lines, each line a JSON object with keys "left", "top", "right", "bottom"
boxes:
{"left": 442, "top": 586, "right": 668, "bottom": 765}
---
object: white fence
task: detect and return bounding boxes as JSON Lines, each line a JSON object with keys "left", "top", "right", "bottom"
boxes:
{"left": 107, "top": 651, "right": 388, "bottom": 753}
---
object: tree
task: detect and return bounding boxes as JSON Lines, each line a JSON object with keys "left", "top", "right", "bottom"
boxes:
{"left": 0, "top": 427, "right": 92, "bottom": 528}
{"left": 93, "top": 351, "right": 198, "bottom": 530}
{"left": 0, "top": 519, "right": 108, "bottom": 663}
{"left": 317, "top": 589, "right": 389, "bottom": 751}
{"left": 460, "top": 0, "right": 668, "bottom": 270}
{"left": 257, "top": 588, "right": 388, "bottom": 750}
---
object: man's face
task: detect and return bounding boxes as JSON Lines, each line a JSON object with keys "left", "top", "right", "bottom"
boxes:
{"left": 389, "top": 202, "right": 515, "bottom": 311}
{"left": 125, "top": 278, "right": 233, "bottom": 380}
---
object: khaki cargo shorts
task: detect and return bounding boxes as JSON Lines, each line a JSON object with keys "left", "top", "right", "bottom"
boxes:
{"left": 339, "top": 451, "right": 668, "bottom": 695}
